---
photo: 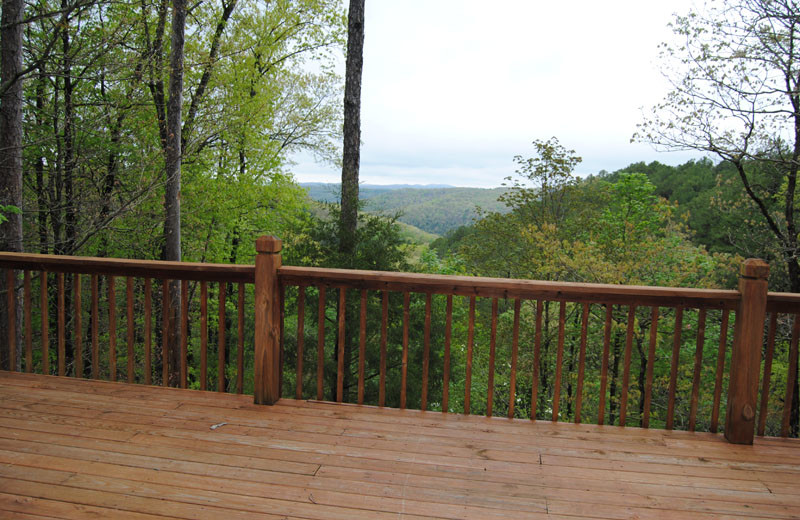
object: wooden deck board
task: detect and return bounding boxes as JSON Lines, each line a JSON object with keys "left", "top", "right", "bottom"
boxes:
{"left": 1, "top": 371, "right": 798, "bottom": 519}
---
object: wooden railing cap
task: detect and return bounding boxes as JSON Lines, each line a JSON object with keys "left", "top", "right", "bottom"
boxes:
{"left": 256, "top": 236, "right": 282, "bottom": 254}
{"left": 741, "top": 258, "right": 769, "bottom": 279}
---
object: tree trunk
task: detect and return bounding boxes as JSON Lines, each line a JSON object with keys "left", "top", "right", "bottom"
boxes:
{"left": 163, "top": 0, "right": 186, "bottom": 386}
{"left": 338, "top": 0, "right": 365, "bottom": 399}
{"left": 0, "top": 0, "right": 24, "bottom": 370}
{"left": 339, "top": 0, "right": 365, "bottom": 257}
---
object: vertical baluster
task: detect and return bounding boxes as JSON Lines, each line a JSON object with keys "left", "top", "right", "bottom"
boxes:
{"left": 73, "top": 274, "right": 82, "bottom": 378}
{"left": 379, "top": 291, "right": 388, "bottom": 407}
{"left": 442, "top": 295, "right": 452, "bottom": 413}
{"left": 126, "top": 277, "right": 135, "bottom": 383}
{"left": 41, "top": 271, "right": 49, "bottom": 375}
{"left": 296, "top": 286, "right": 306, "bottom": 399}
{"left": 575, "top": 302, "right": 589, "bottom": 424}
{"left": 161, "top": 279, "right": 169, "bottom": 387}
{"left": 200, "top": 281, "right": 207, "bottom": 390}
{"left": 710, "top": 309, "right": 730, "bottom": 434}
{"left": 279, "top": 284, "right": 285, "bottom": 397}
{"left": 643, "top": 307, "right": 659, "bottom": 428}
{"left": 619, "top": 304, "right": 636, "bottom": 426}
{"left": 24, "top": 271, "right": 31, "bottom": 372}
{"left": 144, "top": 278, "right": 152, "bottom": 385}
{"left": 666, "top": 306, "right": 684, "bottom": 430}
{"left": 218, "top": 282, "right": 226, "bottom": 393}
{"left": 688, "top": 309, "right": 707, "bottom": 432}
{"left": 237, "top": 283, "right": 245, "bottom": 394}
{"left": 401, "top": 292, "right": 410, "bottom": 409}
{"left": 180, "top": 280, "right": 188, "bottom": 389}
{"left": 6, "top": 269, "right": 15, "bottom": 371}
{"left": 551, "top": 301, "right": 567, "bottom": 422}
{"left": 108, "top": 275, "right": 116, "bottom": 382}
{"left": 508, "top": 298, "right": 521, "bottom": 419}
{"left": 337, "top": 287, "right": 346, "bottom": 403}
{"left": 358, "top": 289, "right": 367, "bottom": 405}
{"left": 487, "top": 298, "right": 498, "bottom": 417}
{"left": 598, "top": 304, "right": 612, "bottom": 425}
{"left": 465, "top": 296, "right": 475, "bottom": 415}
{"left": 421, "top": 293, "right": 432, "bottom": 411}
{"left": 91, "top": 274, "right": 98, "bottom": 379}
{"left": 531, "top": 300, "right": 543, "bottom": 420}
{"left": 757, "top": 312, "right": 777, "bottom": 436}
{"left": 57, "top": 273, "right": 65, "bottom": 376}
{"left": 781, "top": 314, "right": 800, "bottom": 437}
{"left": 317, "top": 286, "right": 326, "bottom": 401}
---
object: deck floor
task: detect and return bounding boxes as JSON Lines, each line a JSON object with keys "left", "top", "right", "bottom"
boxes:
{"left": 0, "top": 372, "right": 799, "bottom": 519}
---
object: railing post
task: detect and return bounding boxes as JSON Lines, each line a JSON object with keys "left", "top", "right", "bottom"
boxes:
{"left": 725, "top": 258, "right": 769, "bottom": 444}
{"left": 254, "top": 235, "right": 282, "bottom": 405}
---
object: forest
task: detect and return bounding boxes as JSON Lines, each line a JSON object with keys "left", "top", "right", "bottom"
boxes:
{"left": 0, "top": 0, "right": 799, "bottom": 437}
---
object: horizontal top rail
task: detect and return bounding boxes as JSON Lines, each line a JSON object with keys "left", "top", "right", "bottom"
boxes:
{"left": 0, "top": 253, "right": 254, "bottom": 283}
{"left": 767, "top": 292, "right": 800, "bottom": 314}
{"left": 278, "top": 266, "right": 741, "bottom": 308}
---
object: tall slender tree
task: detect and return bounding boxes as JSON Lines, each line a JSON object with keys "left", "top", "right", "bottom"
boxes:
{"left": 163, "top": 0, "right": 186, "bottom": 384}
{"left": 339, "top": 0, "right": 364, "bottom": 257}
{"left": 0, "top": 0, "right": 24, "bottom": 370}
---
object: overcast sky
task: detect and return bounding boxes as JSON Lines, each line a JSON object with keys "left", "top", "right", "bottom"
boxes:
{"left": 291, "top": 0, "right": 703, "bottom": 188}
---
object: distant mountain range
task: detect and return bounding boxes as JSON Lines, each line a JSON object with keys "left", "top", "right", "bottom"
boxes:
{"left": 300, "top": 183, "right": 509, "bottom": 236}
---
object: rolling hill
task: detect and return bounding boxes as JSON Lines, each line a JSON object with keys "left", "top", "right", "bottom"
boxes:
{"left": 301, "top": 184, "right": 509, "bottom": 236}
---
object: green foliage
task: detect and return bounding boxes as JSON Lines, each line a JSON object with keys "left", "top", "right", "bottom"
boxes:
{"left": 0, "top": 205, "right": 20, "bottom": 225}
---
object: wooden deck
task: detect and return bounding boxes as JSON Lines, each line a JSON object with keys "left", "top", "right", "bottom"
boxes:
{"left": 0, "top": 373, "right": 798, "bottom": 520}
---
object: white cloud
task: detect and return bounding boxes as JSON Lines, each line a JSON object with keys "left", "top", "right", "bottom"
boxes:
{"left": 291, "top": 0, "right": 705, "bottom": 187}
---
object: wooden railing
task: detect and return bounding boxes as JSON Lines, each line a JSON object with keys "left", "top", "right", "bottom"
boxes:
{"left": 0, "top": 252, "right": 255, "bottom": 392}
{"left": 1, "top": 235, "right": 799, "bottom": 445}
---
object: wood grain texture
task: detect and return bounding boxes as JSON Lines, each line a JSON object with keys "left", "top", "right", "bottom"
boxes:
{"left": 727, "top": 260, "right": 768, "bottom": 444}
{"left": 2, "top": 371, "right": 799, "bottom": 520}
{"left": 278, "top": 265, "right": 739, "bottom": 309}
